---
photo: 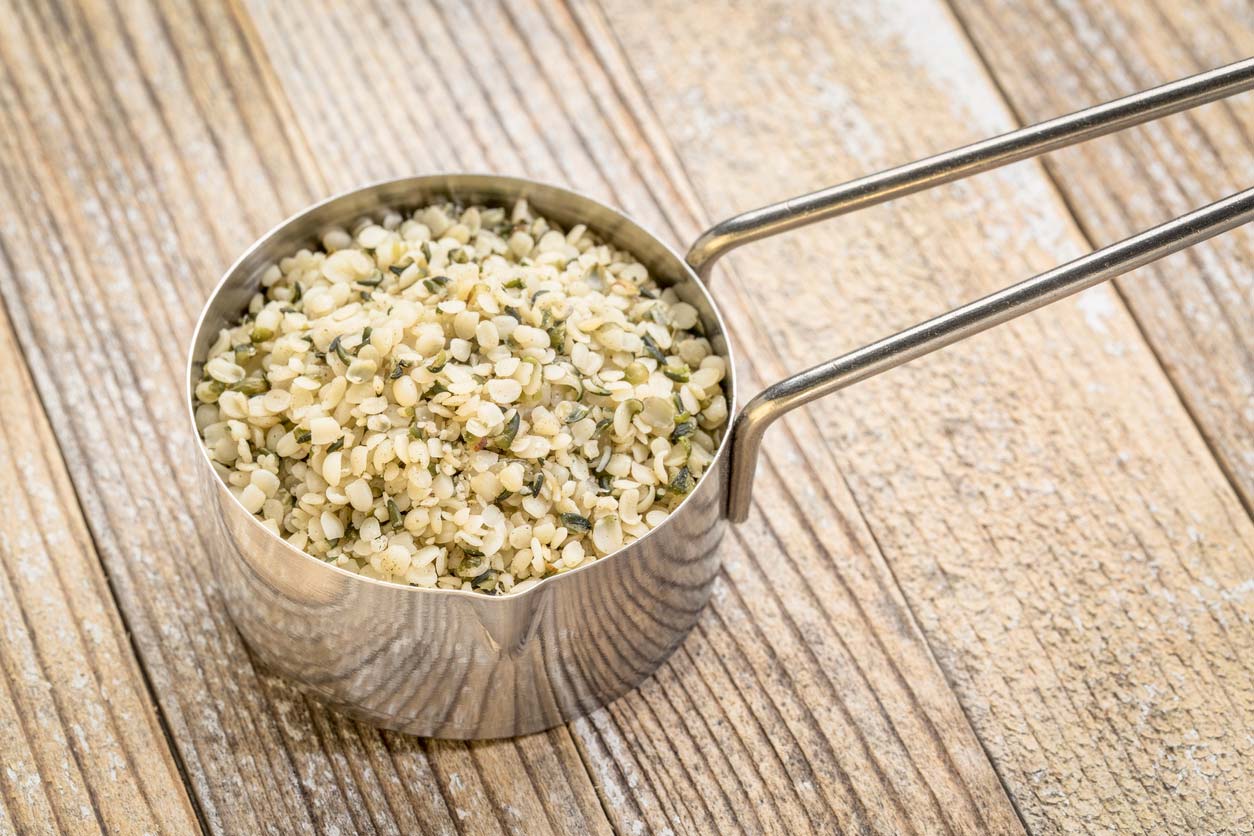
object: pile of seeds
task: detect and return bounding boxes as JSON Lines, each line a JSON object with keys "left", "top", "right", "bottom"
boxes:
{"left": 194, "top": 200, "right": 728, "bottom": 594}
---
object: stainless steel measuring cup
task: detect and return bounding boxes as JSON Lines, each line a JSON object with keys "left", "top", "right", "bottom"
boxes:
{"left": 187, "top": 59, "right": 1254, "bottom": 738}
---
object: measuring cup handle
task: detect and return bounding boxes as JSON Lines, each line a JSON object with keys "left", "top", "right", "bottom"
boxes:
{"left": 695, "top": 58, "right": 1254, "bottom": 522}
{"left": 722, "top": 186, "right": 1254, "bottom": 522}
{"left": 686, "top": 58, "right": 1254, "bottom": 281}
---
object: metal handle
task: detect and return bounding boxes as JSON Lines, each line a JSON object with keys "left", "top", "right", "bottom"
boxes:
{"left": 716, "top": 60, "right": 1254, "bottom": 523}
{"left": 687, "top": 58, "right": 1254, "bottom": 279}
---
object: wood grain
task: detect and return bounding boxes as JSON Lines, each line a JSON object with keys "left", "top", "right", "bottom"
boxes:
{"left": 948, "top": 0, "right": 1254, "bottom": 506}
{"left": 0, "top": 0, "right": 608, "bottom": 832}
{"left": 2, "top": 0, "right": 1253, "bottom": 833}
{"left": 583, "top": 0, "right": 1254, "bottom": 833}
{"left": 942, "top": 1, "right": 1254, "bottom": 830}
{"left": 0, "top": 302, "right": 198, "bottom": 832}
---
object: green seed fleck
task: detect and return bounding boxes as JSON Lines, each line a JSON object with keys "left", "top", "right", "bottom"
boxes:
{"left": 560, "top": 512, "right": 591, "bottom": 534}
{"left": 423, "top": 275, "right": 451, "bottom": 294}
{"left": 670, "top": 418, "right": 696, "bottom": 443}
{"left": 329, "top": 335, "right": 350, "bottom": 364}
{"left": 230, "top": 377, "right": 269, "bottom": 396}
{"left": 663, "top": 363, "right": 690, "bottom": 383}
{"left": 667, "top": 466, "right": 694, "bottom": 495}
{"left": 472, "top": 569, "right": 498, "bottom": 592}
{"left": 389, "top": 359, "right": 411, "bottom": 379}
{"left": 641, "top": 333, "right": 666, "bottom": 363}
{"left": 496, "top": 410, "right": 521, "bottom": 450}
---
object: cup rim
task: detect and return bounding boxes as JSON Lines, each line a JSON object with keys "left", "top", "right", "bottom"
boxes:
{"left": 185, "top": 173, "right": 740, "bottom": 601}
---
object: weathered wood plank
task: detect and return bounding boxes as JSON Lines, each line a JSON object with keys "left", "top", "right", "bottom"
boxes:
{"left": 579, "top": 0, "right": 1254, "bottom": 833}
{"left": 949, "top": 0, "right": 1254, "bottom": 505}
{"left": 0, "top": 0, "right": 610, "bottom": 832}
{"left": 244, "top": 0, "right": 1029, "bottom": 833}
{"left": 0, "top": 295, "right": 198, "bottom": 831}
{"left": 8, "top": 0, "right": 1249, "bottom": 833}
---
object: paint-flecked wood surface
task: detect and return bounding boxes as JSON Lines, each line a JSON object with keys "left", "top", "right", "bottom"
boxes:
{"left": 950, "top": 0, "right": 1254, "bottom": 513}
{"left": 0, "top": 0, "right": 1250, "bottom": 833}
{"left": 595, "top": 2, "right": 1254, "bottom": 832}
{"left": 0, "top": 308, "right": 199, "bottom": 833}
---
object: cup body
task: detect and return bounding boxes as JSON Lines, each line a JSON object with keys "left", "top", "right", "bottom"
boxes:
{"left": 188, "top": 175, "right": 737, "bottom": 737}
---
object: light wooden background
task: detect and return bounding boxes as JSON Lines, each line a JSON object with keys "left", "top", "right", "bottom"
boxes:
{"left": 0, "top": 0, "right": 1251, "bottom": 833}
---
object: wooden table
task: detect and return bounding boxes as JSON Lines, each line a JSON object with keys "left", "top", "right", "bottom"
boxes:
{"left": 0, "top": 1, "right": 1251, "bottom": 833}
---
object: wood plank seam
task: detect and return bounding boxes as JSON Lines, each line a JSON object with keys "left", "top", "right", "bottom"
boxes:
{"left": 946, "top": 0, "right": 1254, "bottom": 523}
{"left": 0, "top": 15, "right": 276, "bottom": 829}
{"left": 0, "top": 243, "right": 200, "bottom": 831}
{"left": 413, "top": 0, "right": 978, "bottom": 822}
{"left": 0, "top": 1, "right": 403, "bottom": 832}
{"left": 0, "top": 125, "right": 204, "bottom": 836}
{"left": 569, "top": 3, "right": 1254, "bottom": 832}
{"left": 500, "top": 3, "right": 996, "bottom": 830}
{"left": 553, "top": 3, "right": 1026, "bottom": 831}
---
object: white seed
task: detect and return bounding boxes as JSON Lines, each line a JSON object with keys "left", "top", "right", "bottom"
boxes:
{"left": 275, "top": 431, "right": 300, "bottom": 457}
{"left": 321, "top": 510, "right": 345, "bottom": 541}
{"left": 309, "top": 416, "right": 340, "bottom": 445}
{"left": 561, "top": 540, "right": 585, "bottom": 568}
{"left": 508, "top": 231, "right": 534, "bottom": 257}
{"left": 393, "top": 375, "right": 418, "bottom": 407}
{"left": 251, "top": 469, "right": 280, "bottom": 497}
{"left": 346, "top": 478, "right": 373, "bottom": 512}
{"left": 591, "top": 514, "right": 622, "bottom": 555}
{"left": 413, "top": 545, "right": 440, "bottom": 568}
{"left": 641, "top": 396, "right": 675, "bottom": 428}
{"left": 357, "top": 224, "right": 389, "bottom": 250}
{"left": 668, "top": 302, "right": 699, "bottom": 330}
{"left": 475, "top": 320, "right": 499, "bottom": 349}
{"left": 322, "top": 451, "right": 343, "bottom": 487}
{"left": 323, "top": 248, "right": 373, "bottom": 283}
{"left": 487, "top": 378, "right": 522, "bottom": 404}
{"left": 499, "top": 462, "right": 525, "bottom": 493}
{"left": 346, "top": 358, "right": 377, "bottom": 384}
{"left": 206, "top": 357, "right": 245, "bottom": 384}
{"left": 690, "top": 366, "right": 722, "bottom": 391}
{"left": 238, "top": 483, "right": 266, "bottom": 513}
{"left": 262, "top": 389, "right": 291, "bottom": 413}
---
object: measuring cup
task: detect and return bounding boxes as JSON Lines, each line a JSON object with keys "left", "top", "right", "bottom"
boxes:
{"left": 187, "top": 60, "right": 1254, "bottom": 738}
